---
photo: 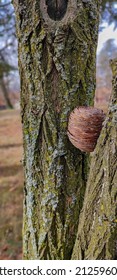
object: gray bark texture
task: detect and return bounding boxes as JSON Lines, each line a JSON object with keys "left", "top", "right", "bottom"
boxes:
{"left": 13, "top": 0, "right": 100, "bottom": 259}
{"left": 72, "top": 58, "right": 117, "bottom": 260}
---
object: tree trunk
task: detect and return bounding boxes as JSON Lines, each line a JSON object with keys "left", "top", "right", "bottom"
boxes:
{"left": 0, "top": 77, "right": 13, "bottom": 109}
{"left": 13, "top": 0, "right": 100, "bottom": 259}
{"left": 72, "top": 58, "right": 117, "bottom": 260}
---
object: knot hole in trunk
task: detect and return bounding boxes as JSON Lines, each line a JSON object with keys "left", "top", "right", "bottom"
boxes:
{"left": 46, "top": 0, "right": 68, "bottom": 21}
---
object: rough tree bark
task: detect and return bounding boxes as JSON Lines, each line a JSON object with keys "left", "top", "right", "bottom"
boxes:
{"left": 72, "top": 58, "right": 117, "bottom": 260}
{"left": 13, "top": 0, "right": 100, "bottom": 259}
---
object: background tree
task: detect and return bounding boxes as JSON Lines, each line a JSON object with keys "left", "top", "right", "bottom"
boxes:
{"left": 0, "top": 0, "right": 18, "bottom": 108}
{"left": 0, "top": 58, "right": 14, "bottom": 108}
{"left": 97, "top": 39, "right": 117, "bottom": 89}
{"left": 95, "top": 1, "right": 117, "bottom": 113}
{"left": 95, "top": 39, "right": 117, "bottom": 113}
{"left": 13, "top": 0, "right": 101, "bottom": 259}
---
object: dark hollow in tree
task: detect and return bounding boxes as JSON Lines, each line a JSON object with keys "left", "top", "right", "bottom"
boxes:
{"left": 46, "top": 0, "right": 68, "bottom": 21}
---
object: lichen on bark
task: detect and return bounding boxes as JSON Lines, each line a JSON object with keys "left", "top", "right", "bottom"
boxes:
{"left": 13, "top": 0, "right": 100, "bottom": 259}
{"left": 72, "top": 58, "right": 117, "bottom": 260}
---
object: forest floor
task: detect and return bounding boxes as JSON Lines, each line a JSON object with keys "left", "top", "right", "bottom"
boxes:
{"left": 0, "top": 110, "right": 23, "bottom": 260}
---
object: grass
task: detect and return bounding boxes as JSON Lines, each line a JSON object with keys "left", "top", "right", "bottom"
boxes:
{"left": 0, "top": 109, "right": 23, "bottom": 259}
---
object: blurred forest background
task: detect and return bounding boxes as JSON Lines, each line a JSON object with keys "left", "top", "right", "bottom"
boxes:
{"left": 0, "top": 0, "right": 117, "bottom": 259}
